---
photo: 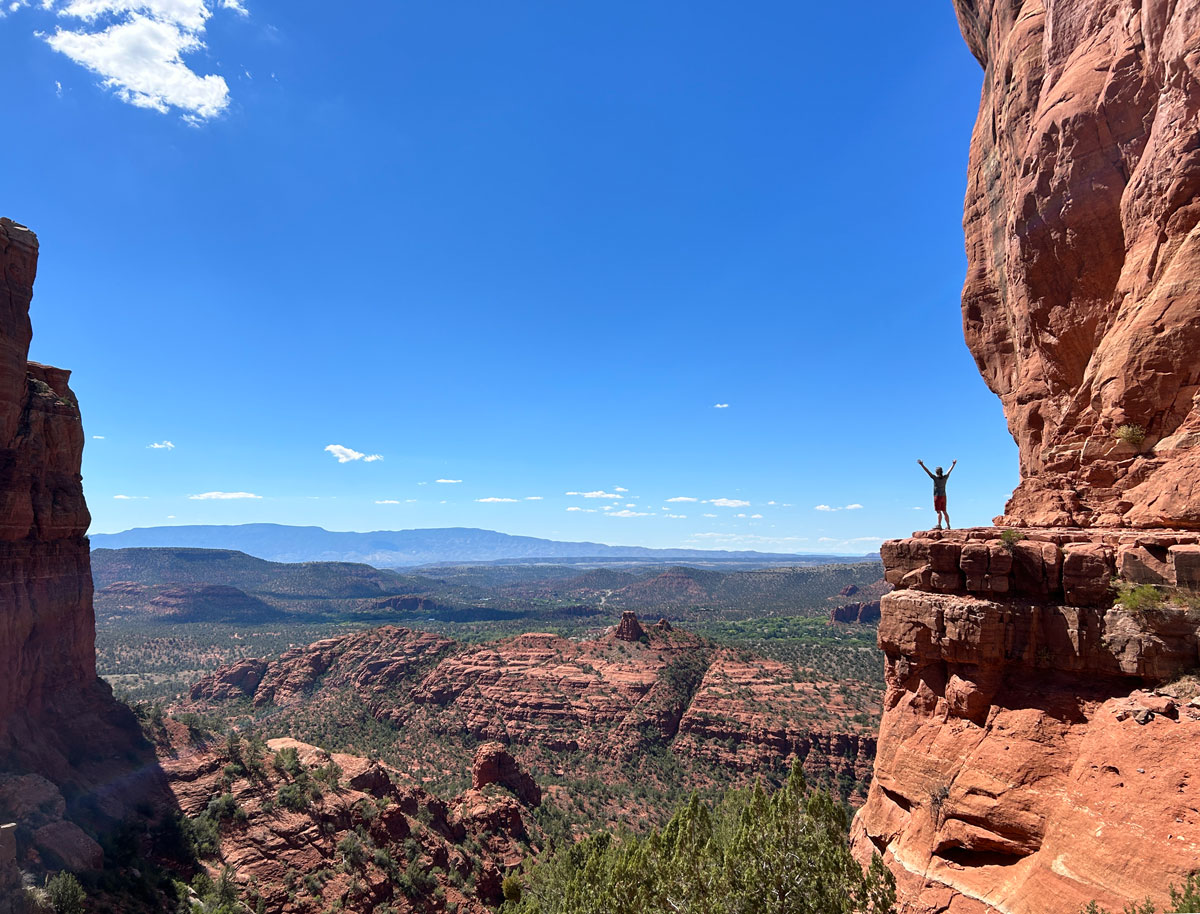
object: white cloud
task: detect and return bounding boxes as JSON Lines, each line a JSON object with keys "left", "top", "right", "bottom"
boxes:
{"left": 476, "top": 497, "right": 518, "bottom": 503}
{"left": 525, "top": 496, "right": 543, "bottom": 500}
{"left": 54, "top": 79, "right": 63, "bottom": 96}
{"left": 566, "top": 506, "right": 596, "bottom": 513}
{"left": 112, "top": 494, "right": 146, "bottom": 499}
{"left": 703, "top": 513, "right": 717, "bottom": 518}
{"left": 614, "top": 486, "right": 628, "bottom": 492}
{"left": 665, "top": 513, "right": 687, "bottom": 519}
{"left": 43, "top": 0, "right": 235, "bottom": 121}
{"left": 325, "top": 444, "right": 383, "bottom": 464}
{"left": 565, "top": 490, "right": 622, "bottom": 500}
{"left": 815, "top": 503, "right": 864, "bottom": 512}
{"left": 710, "top": 498, "right": 750, "bottom": 508}
{"left": 91, "top": 434, "right": 104, "bottom": 439}
{"left": 713, "top": 403, "right": 729, "bottom": 409}
{"left": 666, "top": 496, "right": 698, "bottom": 503}
{"left": 912, "top": 506, "right": 924, "bottom": 510}
{"left": 751, "top": 513, "right": 763, "bottom": 519}
{"left": 148, "top": 440, "right": 175, "bottom": 449}
{"left": 436, "top": 478, "right": 462, "bottom": 484}
{"left": 608, "top": 509, "right": 650, "bottom": 518}
{"left": 767, "top": 500, "right": 777, "bottom": 505}
{"left": 188, "top": 491, "right": 261, "bottom": 500}
{"left": 846, "top": 503, "right": 864, "bottom": 510}
{"left": 375, "top": 499, "right": 400, "bottom": 504}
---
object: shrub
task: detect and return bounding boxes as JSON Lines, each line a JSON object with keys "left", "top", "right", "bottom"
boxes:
{"left": 1116, "top": 424, "right": 1146, "bottom": 446}
{"left": 999, "top": 528, "right": 1023, "bottom": 550}
{"left": 502, "top": 875, "right": 523, "bottom": 903}
{"left": 44, "top": 873, "right": 86, "bottom": 914}
{"left": 1115, "top": 582, "right": 1166, "bottom": 613}
{"left": 277, "top": 782, "right": 310, "bottom": 812}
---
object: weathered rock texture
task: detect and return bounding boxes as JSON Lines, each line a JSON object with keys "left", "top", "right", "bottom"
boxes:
{"left": 852, "top": 531, "right": 1200, "bottom": 913}
{"left": 955, "top": 0, "right": 1200, "bottom": 527}
{"left": 0, "top": 218, "right": 165, "bottom": 879}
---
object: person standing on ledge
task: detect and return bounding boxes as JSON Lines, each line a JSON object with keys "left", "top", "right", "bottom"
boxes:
{"left": 918, "top": 459, "right": 956, "bottom": 530}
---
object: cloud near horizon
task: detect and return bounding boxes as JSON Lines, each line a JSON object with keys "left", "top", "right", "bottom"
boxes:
{"left": 325, "top": 444, "right": 383, "bottom": 464}
{"left": 709, "top": 497, "right": 750, "bottom": 508}
{"left": 814, "top": 503, "right": 864, "bottom": 512}
{"left": 188, "top": 491, "right": 261, "bottom": 500}
{"left": 566, "top": 490, "right": 623, "bottom": 500}
{"left": 38, "top": 0, "right": 242, "bottom": 122}
{"left": 476, "top": 496, "right": 518, "bottom": 503}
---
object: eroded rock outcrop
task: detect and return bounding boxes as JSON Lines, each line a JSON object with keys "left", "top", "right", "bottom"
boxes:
{"left": 0, "top": 219, "right": 166, "bottom": 876}
{"left": 955, "top": 0, "right": 1200, "bottom": 527}
{"left": 852, "top": 532, "right": 1200, "bottom": 913}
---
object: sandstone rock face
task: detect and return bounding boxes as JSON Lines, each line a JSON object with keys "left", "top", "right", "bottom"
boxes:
{"left": 0, "top": 219, "right": 167, "bottom": 879}
{"left": 613, "top": 610, "right": 646, "bottom": 641}
{"left": 955, "top": 0, "right": 1200, "bottom": 527}
{"left": 830, "top": 600, "right": 882, "bottom": 624}
{"left": 852, "top": 531, "right": 1200, "bottom": 913}
{"left": 471, "top": 742, "right": 541, "bottom": 806}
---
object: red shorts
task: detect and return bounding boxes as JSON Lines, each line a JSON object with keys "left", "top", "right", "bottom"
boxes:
{"left": 934, "top": 495, "right": 947, "bottom": 512}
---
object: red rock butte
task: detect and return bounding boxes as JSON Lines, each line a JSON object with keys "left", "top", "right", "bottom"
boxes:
{"left": 956, "top": 0, "right": 1200, "bottom": 529}
{"left": 850, "top": 3, "right": 1200, "bottom": 912}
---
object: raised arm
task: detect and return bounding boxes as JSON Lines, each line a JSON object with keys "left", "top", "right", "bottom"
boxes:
{"left": 917, "top": 459, "right": 935, "bottom": 479}
{"left": 946, "top": 459, "right": 958, "bottom": 477}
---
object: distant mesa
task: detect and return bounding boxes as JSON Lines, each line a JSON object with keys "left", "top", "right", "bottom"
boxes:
{"left": 839, "top": 584, "right": 859, "bottom": 597}
{"left": 829, "top": 601, "right": 881, "bottom": 625}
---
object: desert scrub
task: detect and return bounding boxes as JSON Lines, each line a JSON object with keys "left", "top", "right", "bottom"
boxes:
{"left": 999, "top": 529, "right": 1023, "bottom": 550}
{"left": 1115, "top": 423, "right": 1147, "bottom": 446}
{"left": 1114, "top": 582, "right": 1166, "bottom": 613}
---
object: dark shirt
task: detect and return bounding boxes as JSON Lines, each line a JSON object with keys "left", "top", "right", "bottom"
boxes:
{"left": 933, "top": 472, "right": 949, "bottom": 497}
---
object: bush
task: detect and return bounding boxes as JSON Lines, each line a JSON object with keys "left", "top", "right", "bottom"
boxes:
{"left": 999, "top": 528, "right": 1023, "bottom": 550}
{"left": 277, "top": 782, "right": 310, "bottom": 812}
{"left": 1116, "top": 424, "right": 1147, "bottom": 446}
{"left": 45, "top": 873, "right": 86, "bottom": 914}
{"left": 502, "top": 875, "right": 523, "bottom": 903}
{"left": 1116, "top": 582, "right": 1166, "bottom": 613}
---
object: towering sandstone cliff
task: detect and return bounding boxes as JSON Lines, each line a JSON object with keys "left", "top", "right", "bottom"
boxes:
{"left": 0, "top": 219, "right": 160, "bottom": 887}
{"left": 851, "top": 4, "right": 1200, "bottom": 912}
{"left": 955, "top": 0, "right": 1200, "bottom": 528}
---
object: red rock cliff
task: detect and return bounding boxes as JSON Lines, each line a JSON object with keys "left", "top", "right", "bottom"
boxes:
{"left": 0, "top": 219, "right": 164, "bottom": 876}
{"left": 0, "top": 218, "right": 96, "bottom": 745}
{"left": 955, "top": 0, "right": 1200, "bottom": 527}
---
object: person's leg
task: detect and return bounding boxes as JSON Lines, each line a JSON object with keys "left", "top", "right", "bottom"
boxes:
{"left": 944, "top": 508, "right": 952, "bottom": 531}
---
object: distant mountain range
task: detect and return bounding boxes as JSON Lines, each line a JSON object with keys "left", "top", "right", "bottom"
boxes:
{"left": 88, "top": 523, "right": 875, "bottom": 568}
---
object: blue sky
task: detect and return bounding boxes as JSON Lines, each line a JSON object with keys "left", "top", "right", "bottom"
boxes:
{"left": 1, "top": 0, "right": 1017, "bottom": 553}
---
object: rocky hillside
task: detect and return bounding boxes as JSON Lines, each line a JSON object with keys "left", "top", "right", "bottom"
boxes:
{"left": 186, "top": 613, "right": 877, "bottom": 814}
{"left": 955, "top": 0, "right": 1200, "bottom": 528}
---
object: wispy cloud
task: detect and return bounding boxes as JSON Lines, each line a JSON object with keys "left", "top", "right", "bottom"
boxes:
{"left": 112, "top": 494, "right": 147, "bottom": 500}
{"left": 814, "top": 503, "right": 863, "bottom": 512}
{"left": 41, "top": 0, "right": 239, "bottom": 122}
{"left": 614, "top": 486, "right": 628, "bottom": 492}
{"left": 476, "top": 496, "right": 518, "bottom": 503}
{"left": 324, "top": 444, "right": 383, "bottom": 464}
{"left": 665, "top": 513, "right": 687, "bottom": 519}
{"left": 565, "top": 490, "right": 623, "bottom": 500}
{"left": 188, "top": 491, "right": 261, "bottom": 500}
{"left": 525, "top": 496, "right": 543, "bottom": 500}
{"left": 666, "top": 496, "right": 698, "bottom": 503}
{"left": 710, "top": 498, "right": 750, "bottom": 508}
{"left": 148, "top": 440, "right": 175, "bottom": 449}
{"left": 436, "top": 478, "right": 462, "bottom": 484}
{"left": 608, "top": 509, "right": 650, "bottom": 518}
{"left": 713, "top": 403, "right": 729, "bottom": 409}
{"left": 566, "top": 506, "right": 596, "bottom": 513}
{"left": 703, "top": 513, "right": 717, "bottom": 518}
{"left": 92, "top": 434, "right": 104, "bottom": 439}
{"left": 375, "top": 499, "right": 400, "bottom": 504}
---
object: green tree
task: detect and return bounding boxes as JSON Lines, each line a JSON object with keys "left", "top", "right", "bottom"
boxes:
{"left": 503, "top": 762, "right": 894, "bottom": 914}
{"left": 44, "top": 873, "right": 86, "bottom": 914}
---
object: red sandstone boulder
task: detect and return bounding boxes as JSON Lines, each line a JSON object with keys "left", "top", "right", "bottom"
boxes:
{"left": 471, "top": 742, "right": 541, "bottom": 807}
{"left": 613, "top": 611, "right": 646, "bottom": 641}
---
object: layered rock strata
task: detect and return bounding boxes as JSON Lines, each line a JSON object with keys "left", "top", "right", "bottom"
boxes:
{"left": 852, "top": 529, "right": 1200, "bottom": 913}
{"left": 954, "top": 0, "right": 1200, "bottom": 527}
{"left": 0, "top": 218, "right": 164, "bottom": 880}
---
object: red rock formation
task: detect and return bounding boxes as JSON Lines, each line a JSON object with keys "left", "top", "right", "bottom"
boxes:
{"left": 955, "top": 0, "right": 1200, "bottom": 528}
{"left": 852, "top": 532, "right": 1200, "bottom": 913}
{"left": 829, "top": 601, "right": 882, "bottom": 624}
{"left": 470, "top": 742, "right": 541, "bottom": 806}
{"left": 0, "top": 219, "right": 165, "bottom": 876}
{"left": 190, "top": 623, "right": 878, "bottom": 801}
{"left": 613, "top": 610, "right": 645, "bottom": 641}
{"left": 158, "top": 727, "right": 527, "bottom": 913}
